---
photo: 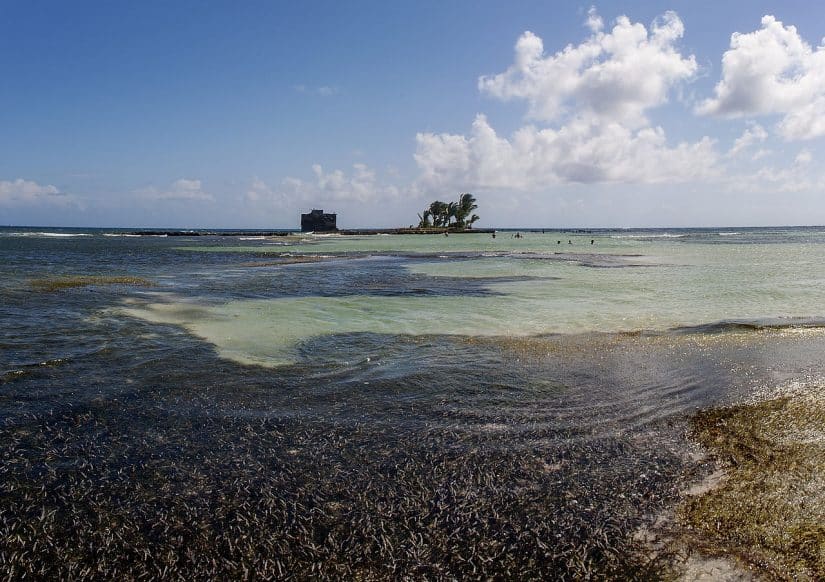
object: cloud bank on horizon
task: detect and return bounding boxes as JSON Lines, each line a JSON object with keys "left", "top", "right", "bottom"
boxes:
{"left": 5, "top": 7, "right": 825, "bottom": 227}
{"left": 0, "top": 179, "right": 76, "bottom": 207}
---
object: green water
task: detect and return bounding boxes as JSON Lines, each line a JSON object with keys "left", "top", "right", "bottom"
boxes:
{"left": 124, "top": 230, "right": 825, "bottom": 366}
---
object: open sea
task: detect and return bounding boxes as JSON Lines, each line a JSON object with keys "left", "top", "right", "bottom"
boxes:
{"left": 3, "top": 225, "right": 825, "bottom": 578}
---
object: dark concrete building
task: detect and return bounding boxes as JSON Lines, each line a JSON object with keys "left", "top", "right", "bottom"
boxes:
{"left": 300, "top": 209, "right": 337, "bottom": 232}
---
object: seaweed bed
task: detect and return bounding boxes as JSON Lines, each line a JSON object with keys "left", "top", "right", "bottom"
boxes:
{"left": 4, "top": 323, "right": 823, "bottom": 579}
{"left": 678, "top": 384, "right": 825, "bottom": 579}
{"left": 30, "top": 276, "right": 155, "bottom": 292}
{"left": 0, "top": 399, "right": 685, "bottom": 580}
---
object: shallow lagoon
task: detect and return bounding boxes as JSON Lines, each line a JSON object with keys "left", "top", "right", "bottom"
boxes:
{"left": 2, "top": 227, "right": 825, "bottom": 577}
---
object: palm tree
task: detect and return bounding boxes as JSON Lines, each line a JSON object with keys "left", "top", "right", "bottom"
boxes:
{"left": 417, "top": 210, "right": 432, "bottom": 228}
{"left": 447, "top": 201, "right": 459, "bottom": 227}
{"left": 429, "top": 201, "right": 448, "bottom": 227}
{"left": 456, "top": 193, "right": 477, "bottom": 228}
{"left": 467, "top": 213, "right": 480, "bottom": 228}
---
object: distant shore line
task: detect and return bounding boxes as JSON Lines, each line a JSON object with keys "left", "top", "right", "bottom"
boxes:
{"left": 127, "top": 228, "right": 497, "bottom": 236}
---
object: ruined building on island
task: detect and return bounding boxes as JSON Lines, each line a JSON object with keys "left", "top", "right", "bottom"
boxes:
{"left": 300, "top": 209, "right": 337, "bottom": 232}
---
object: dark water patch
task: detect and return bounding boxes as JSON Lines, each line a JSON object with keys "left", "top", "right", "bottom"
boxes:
{"left": 237, "top": 255, "right": 332, "bottom": 267}
{"left": 226, "top": 249, "right": 656, "bottom": 270}
{"left": 0, "top": 232, "right": 277, "bottom": 287}
{"left": 0, "top": 369, "right": 30, "bottom": 383}
{"left": 671, "top": 317, "right": 825, "bottom": 335}
{"left": 184, "top": 256, "right": 552, "bottom": 300}
{"left": 546, "top": 252, "right": 653, "bottom": 268}
{"left": 395, "top": 250, "right": 655, "bottom": 269}
{"left": 1, "top": 358, "right": 71, "bottom": 385}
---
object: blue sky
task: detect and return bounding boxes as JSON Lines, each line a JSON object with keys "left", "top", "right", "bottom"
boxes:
{"left": 2, "top": 1, "right": 825, "bottom": 228}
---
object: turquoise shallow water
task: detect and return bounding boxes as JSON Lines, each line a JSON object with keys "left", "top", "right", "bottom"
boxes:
{"left": 128, "top": 228, "right": 825, "bottom": 366}
{"left": 3, "top": 226, "right": 825, "bottom": 577}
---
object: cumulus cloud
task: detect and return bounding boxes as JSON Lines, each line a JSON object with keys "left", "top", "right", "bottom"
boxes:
{"left": 697, "top": 15, "right": 825, "bottom": 140}
{"left": 585, "top": 6, "right": 604, "bottom": 34}
{"left": 282, "top": 163, "right": 398, "bottom": 203}
{"left": 478, "top": 10, "right": 697, "bottom": 127}
{"left": 728, "top": 123, "right": 768, "bottom": 158}
{"left": 250, "top": 164, "right": 399, "bottom": 207}
{"left": 417, "top": 10, "right": 717, "bottom": 191}
{"left": 0, "top": 179, "right": 73, "bottom": 206}
{"left": 416, "top": 114, "right": 717, "bottom": 189}
{"left": 726, "top": 147, "right": 823, "bottom": 193}
{"left": 137, "top": 179, "right": 214, "bottom": 201}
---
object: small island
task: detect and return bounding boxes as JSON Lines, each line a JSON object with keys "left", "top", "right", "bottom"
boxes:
{"left": 341, "top": 192, "right": 492, "bottom": 234}
{"left": 128, "top": 194, "right": 493, "bottom": 236}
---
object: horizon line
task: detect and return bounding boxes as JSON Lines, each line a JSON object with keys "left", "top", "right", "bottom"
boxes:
{"left": 4, "top": 224, "right": 825, "bottom": 232}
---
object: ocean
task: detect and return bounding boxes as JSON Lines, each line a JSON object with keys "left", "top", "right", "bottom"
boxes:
{"left": 2, "top": 226, "right": 825, "bottom": 578}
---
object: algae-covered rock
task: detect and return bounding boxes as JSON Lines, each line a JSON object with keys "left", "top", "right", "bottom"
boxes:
{"left": 679, "top": 384, "right": 825, "bottom": 579}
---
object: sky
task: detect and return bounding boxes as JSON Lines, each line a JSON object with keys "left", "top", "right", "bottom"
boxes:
{"left": 3, "top": 1, "right": 825, "bottom": 229}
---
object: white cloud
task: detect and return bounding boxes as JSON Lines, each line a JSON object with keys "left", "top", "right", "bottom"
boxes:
{"left": 727, "top": 147, "right": 823, "bottom": 193}
{"left": 255, "top": 164, "right": 399, "bottom": 206}
{"left": 478, "top": 10, "right": 697, "bottom": 127}
{"left": 0, "top": 178, "right": 73, "bottom": 206}
{"left": 417, "top": 11, "right": 717, "bottom": 191}
{"left": 751, "top": 148, "right": 772, "bottom": 161}
{"left": 278, "top": 164, "right": 399, "bottom": 204}
{"left": 795, "top": 149, "right": 812, "bottom": 165}
{"left": 416, "top": 114, "right": 717, "bottom": 189}
{"left": 585, "top": 6, "right": 603, "bottom": 34}
{"left": 728, "top": 123, "right": 768, "bottom": 158}
{"left": 740, "top": 167, "right": 819, "bottom": 194}
{"left": 778, "top": 98, "right": 825, "bottom": 140}
{"left": 137, "top": 178, "right": 214, "bottom": 202}
{"left": 246, "top": 177, "right": 274, "bottom": 203}
{"left": 697, "top": 15, "right": 825, "bottom": 140}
